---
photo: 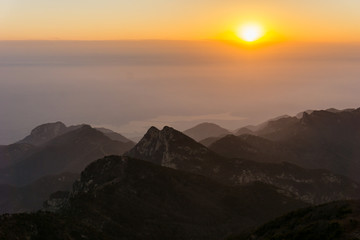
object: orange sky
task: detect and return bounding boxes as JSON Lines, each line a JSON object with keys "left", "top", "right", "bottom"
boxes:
{"left": 1, "top": 0, "right": 360, "bottom": 42}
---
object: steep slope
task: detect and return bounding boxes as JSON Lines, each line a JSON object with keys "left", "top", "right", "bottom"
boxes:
{"left": 127, "top": 126, "right": 217, "bottom": 171}
{"left": 126, "top": 127, "right": 360, "bottom": 204}
{"left": 0, "top": 125, "right": 134, "bottom": 185}
{"left": 0, "top": 173, "right": 78, "bottom": 214}
{"left": 95, "top": 127, "right": 133, "bottom": 143}
{"left": 231, "top": 200, "right": 360, "bottom": 240}
{"left": 0, "top": 156, "right": 307, "bottom": 240}
{"left": 18, "top": 121, "right": 68, "bottom": 146}
{"left": 0, "top": 143, "right": 35, "bottom": 168}
{"left": 256, "top": 108, "right": 360, "bottom": 181}
{"left": 183, "top": 122, "right": 231, "bottom": 141}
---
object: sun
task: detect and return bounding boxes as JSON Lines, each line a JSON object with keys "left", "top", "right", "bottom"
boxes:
{"left": 236, "top": 23, "right": 264, "bottom": 42}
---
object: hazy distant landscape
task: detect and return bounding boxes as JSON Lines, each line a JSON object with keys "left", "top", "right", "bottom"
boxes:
{"left": 2, "top": 0, "right": 360, "bottom": 239}
{"left": 1, "top": 41, "right": 360, "bottom": 144}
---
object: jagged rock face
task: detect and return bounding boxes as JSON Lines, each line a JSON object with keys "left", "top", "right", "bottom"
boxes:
{"left": 34, "top": 155, "right": 307, "bottom": 240}
{"left": 226, "top": 160, "right": 360, "bottom": 204}
{"left": 126, "top": 126, "right": 214, "bottom": 170}
{"left": 127, "top": 126, "right": 360, "bottom": 204}
{"left": 43, "top": 191, "right": 71, "bottom": 212}
{"left": 19, "top": 122, "right": 68, "bottom": 146}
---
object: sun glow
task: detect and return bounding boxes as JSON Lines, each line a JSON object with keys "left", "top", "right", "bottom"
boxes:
{"left": 237, "top": 23, "right": 264, "bottom": 42}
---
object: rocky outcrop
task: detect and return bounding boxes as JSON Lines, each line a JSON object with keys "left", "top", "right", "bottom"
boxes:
{"left": 127, "top": 126, "right": 360, "bottom": 204}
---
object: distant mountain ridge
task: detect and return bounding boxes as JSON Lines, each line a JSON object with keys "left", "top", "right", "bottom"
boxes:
{"left": 95, "top": 127, "right": 133, "bottom": 143}
{"left": 126, "top": 126, "right": 360, "bottom": 204}
{"left": 0, "top": 124, "right": 135, "bottom": 186}
{"left": 183, "top": 122, "right": 231, "bottom": 141}
{"left": 18, "top": 121, "right": 70, "bottom": 146}
{"left": 208, "top": 134, "right": 297, "bottom": 163}
{"left": 254, "top": 108, "right": 360, "bottom": 181}
{"left": 0, "top": 122, "right": 135, "bottom": 213}
{"left": 206, "top": 108, "right": 360, "bottom": 182}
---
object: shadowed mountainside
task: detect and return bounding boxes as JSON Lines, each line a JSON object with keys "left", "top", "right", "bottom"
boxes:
{"left": 229, "top": 200, "right": 360, "bottom": 240}
{"left": 126, "top": 126, "right": 360, "bottom": 204}
{"left": 206, "top": 108, "right": 360, "bottom": 182}
{"left": 95, "top": 127, "right": 133, "bottom": 143}
{"left": 0, "top": 173, "right": 78, "bottom": 214}
{"left": 254, "top": 108, "right": 360, "bottom": 182}
{"left": 0, "top": 125, "right": 134, "bottom": 186}
{"left": 0, "top": 155, "right": 307, "bottom": 240}
{"left": 208, "top": 134, "right": 297, "bottom": 163}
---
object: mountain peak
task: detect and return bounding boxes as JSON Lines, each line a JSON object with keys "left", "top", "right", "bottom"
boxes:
{"left": 19, "top": 121, "right": 68, "bottom": 146}
{"left": 126, "top": 126, "right": 214, "bottom": 169}
{"left": 147, "top": 126, "right": 160, "bottom": 134}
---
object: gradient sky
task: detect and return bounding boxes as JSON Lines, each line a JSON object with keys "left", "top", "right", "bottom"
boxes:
{"left": 1, "top": 41, "right": 360, "bottom": 144}
{"left": 1, "top": 2, "right": 360, "bottom": 144}
{"left": 1, "top": 0, "right": 360, "bottom": 41}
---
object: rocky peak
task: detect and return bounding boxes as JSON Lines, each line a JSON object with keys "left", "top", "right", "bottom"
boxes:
{"left": 19, "top": 121, "right": 68, "bottom": 146}
{"left": 72, "top": 155, "right": 129, "bottom": 196}
{"left": 126, "top": 126, "right": 213, "bottom": 169}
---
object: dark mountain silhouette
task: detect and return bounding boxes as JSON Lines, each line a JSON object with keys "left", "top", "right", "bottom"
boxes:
{"left": 0, "top": 155, "right": 307, "bottom": 240}
{"left": 95, "top": 127, "right": 133, "bottom": 143}
{"left": 0, "top": 172, "right": 78, "bottom": 214}
{"left": 234, "top": 115, "right": 290, "bottom": 135}
{"left": 183, "top": 122, "right": 231, "bottom": 141}
{"left": 208, "top": 134, "right": 297, "bottom": 163}
{"left": 127, "top": 126, "right": 217, "bottom": 171}
{"left": 18, "top": 121, "right": 68, "bottom": 146}
{"left": 231, "top": 200, "right": 360, "bottom": 240}
{"left": 199, "top": 136, "right": 223, "bottom": 147}
{"left": 126, "top": 126, "right": 360, "bottom": 204}
{"left": 0, "top": 143, "right": 35, "bottom": 168}
{"left": 254, "top": 108, "right": 360, "bottom": 181}
{"left": 0, "top": 125, "right": 134, "bottom": 185}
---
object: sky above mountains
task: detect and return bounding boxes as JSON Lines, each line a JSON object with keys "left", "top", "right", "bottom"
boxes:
{"left": 1, "top": 1, "right": 360, "bottom": 143}
{"left": 1, "top": 41, "right": 360, "bottom": 144}
{"left": 1, "top": 0, "right": 360, "bottom": 41}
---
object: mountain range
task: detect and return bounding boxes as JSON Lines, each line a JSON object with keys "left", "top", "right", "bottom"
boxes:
{"left": 0, "top": 155, "right": 307, "bottom": 240}
{"left": 0, "top": 122, "right": 134, "bottom": 213}
{"left": 0, "top": 107, "right": 360, "bottom": 238}
{"left": 126, "top": 126, "right": 360, "bottom": 204}
{"left": 206, "top": 108, "right": 360, "bottom": 182}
